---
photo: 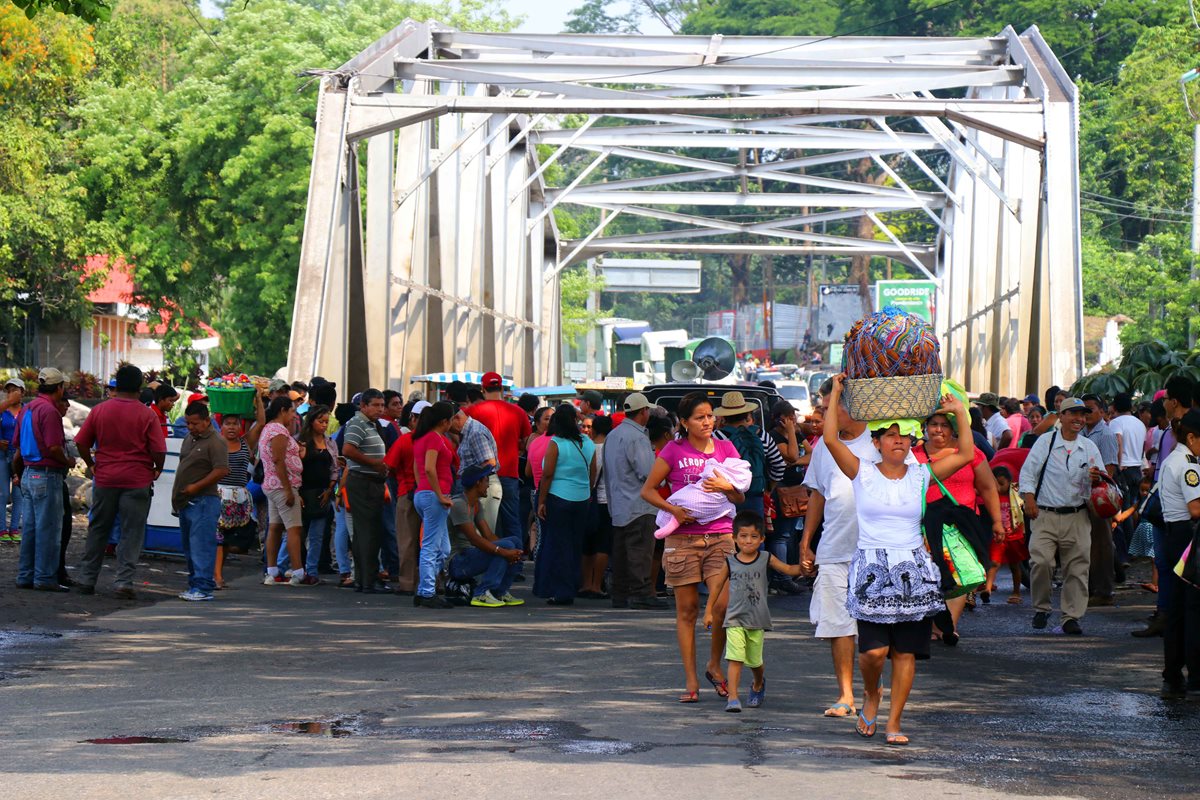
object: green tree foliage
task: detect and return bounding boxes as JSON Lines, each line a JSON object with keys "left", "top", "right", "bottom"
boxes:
{"left": 9, "top": 0, "right": 112, "bottom": 24}
{"left": 681, "top": 0, "right": 837, "bottom": 35}
{"left": 68, "top": 0, "right": 516, "bottom": 374}
{"left": 1078, "top": 23, "right": 1200, "bottom": 352}
{"left": 0, "top": 6, "right": 101, "bottom": 347}
{"left": 565, "top": 0, "right": 640, "bottom": 33}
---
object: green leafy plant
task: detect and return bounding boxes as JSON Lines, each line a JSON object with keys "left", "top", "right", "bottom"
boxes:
{"left": 9, "top": 0, "right": 112, "bottom": 23}
{"left": 1070, "top": 339, "right": 1200, "bottom": 398}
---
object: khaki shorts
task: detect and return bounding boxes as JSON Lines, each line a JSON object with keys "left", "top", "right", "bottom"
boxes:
{"left": 662, "top": 533, "right": 734, "bottom": 587}
{"left": 809, "top": 561, "right": 857, "bottom": 639}
{"left": 266, "top": 487, "right": 303, "bottom": 529}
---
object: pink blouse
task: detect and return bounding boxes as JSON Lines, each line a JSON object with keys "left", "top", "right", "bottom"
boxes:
{"left": 258, "top": 422, "right": 302, "bottom": 490}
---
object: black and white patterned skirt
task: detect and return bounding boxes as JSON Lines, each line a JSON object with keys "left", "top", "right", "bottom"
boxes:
{"left": 846, "top": 545, "right": 943, "bottom": 624}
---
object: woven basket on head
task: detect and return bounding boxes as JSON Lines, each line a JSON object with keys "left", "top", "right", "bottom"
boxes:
{"left": 844, "top": 373, "right": 943, "bottom": 422}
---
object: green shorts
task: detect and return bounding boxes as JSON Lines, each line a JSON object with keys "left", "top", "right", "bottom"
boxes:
{"left": 724, "top": 626, "right": 764, "bottom": 668}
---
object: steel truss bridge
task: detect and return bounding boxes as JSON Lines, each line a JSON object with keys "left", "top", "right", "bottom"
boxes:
{"left": 288, "top": 21, "right": 1081, "bottom": 395}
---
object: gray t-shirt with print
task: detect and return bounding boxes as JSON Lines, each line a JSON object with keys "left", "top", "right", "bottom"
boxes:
{"left": 723, "top": 553, "right": 772, "bottom": 631}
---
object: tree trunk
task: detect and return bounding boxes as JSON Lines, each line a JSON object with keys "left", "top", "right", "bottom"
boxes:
{"left": 730, "top": 253, "right": 750, "bottom": 308}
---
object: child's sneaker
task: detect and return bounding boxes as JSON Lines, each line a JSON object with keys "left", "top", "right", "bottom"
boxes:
{"left": 499, "top": 592, "right": 525, "bottom": 606}
{"left": 725, "top": 698, "right": 742, "bottom": 713}
{"left": 470, "top": 590, "right": 505, "bottom": 608}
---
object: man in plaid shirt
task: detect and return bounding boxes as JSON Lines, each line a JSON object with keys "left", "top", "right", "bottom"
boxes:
{"left": 454, "top": 407, "right": 500, "bottom": 530}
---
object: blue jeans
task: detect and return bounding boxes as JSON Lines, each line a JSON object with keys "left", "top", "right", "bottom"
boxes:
{"left": 0, "top": 453, "right": 21, "bottom": 531}
{"left": 334, "top": 504, "right": 353, "bottom": 574}
{"left": 414, "top": 490, "right": 450, "bottom": 597}
{"left": 767, "top": 514, "right": 800, "bottom": 583}
{"left": 497, "top": 476, "right": 522, "bottom": 540}
{"left": 277, "top": 512, "right": 329, "bottom": 576}
{"left": 180, "top": 495, "right": 221, "bottom": 593}
{"left": 450, "top": 535, "right": 523, "bottom": 597}
{"left": 17, "top": 468, "right": 64, "bottom": 586}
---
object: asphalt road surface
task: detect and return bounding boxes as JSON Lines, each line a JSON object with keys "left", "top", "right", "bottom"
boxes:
{"left": 2, "top": 553, "right": 1197, "bottom": 800}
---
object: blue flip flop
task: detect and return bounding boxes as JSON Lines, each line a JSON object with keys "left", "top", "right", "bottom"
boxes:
{"left": 856, "top": 711, "right": 877, "bottom": 738}
{"left": 747, "top": 680, "right": 765, "bottom": 708}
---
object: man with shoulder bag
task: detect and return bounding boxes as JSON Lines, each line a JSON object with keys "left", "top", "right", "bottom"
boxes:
{"left": 1019, "top": 398, "right": 1106, "bottom": 635}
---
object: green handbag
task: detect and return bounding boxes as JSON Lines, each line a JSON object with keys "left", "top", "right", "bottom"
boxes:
{"left": 923, "top": 464, "right": 987, "bottom": 598}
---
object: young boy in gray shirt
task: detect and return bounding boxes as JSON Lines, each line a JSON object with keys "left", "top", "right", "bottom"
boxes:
{"left": 705, "top": 510, "right": 805, "bottom": 712}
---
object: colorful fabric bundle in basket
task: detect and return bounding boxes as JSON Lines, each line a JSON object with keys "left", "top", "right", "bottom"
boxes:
{"left": 842, "top": 306, "right": 943, "bottom": 422}
{"left": 842, "top": 306, "right": 941, "bottom": 379}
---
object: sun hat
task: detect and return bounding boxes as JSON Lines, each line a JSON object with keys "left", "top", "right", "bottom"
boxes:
{"left": 974, "top": 392, "right": 1001, "bottom": 410}
{"left": 714, "top": 391, "right": 759, "bottom": 417}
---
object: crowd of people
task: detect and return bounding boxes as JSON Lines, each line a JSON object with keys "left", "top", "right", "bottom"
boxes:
{"left": 5, "top": 361, "right": 1200, "bottom": 732}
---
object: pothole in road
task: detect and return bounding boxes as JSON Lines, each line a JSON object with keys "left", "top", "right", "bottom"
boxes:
{"left": 268, "top": 719, "right": 366, "bottom": 738}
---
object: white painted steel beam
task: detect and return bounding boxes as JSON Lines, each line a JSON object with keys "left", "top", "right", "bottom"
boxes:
{"left": 548, "top": 190, "right": 945, "bottom": 209}
{"left": 289, "top": 20, "right": 1080, "bottom": 397}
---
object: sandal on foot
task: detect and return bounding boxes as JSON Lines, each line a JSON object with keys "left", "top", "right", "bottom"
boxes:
{"left": 855, "top": 711, "right": 877, "bottom": 738}
{"left": 705, "top": 670, "right": 729, "bottom": 698}
{"left": 747, "top": 680, "right": 765, "bottom": 708}
{"left": 823, "top": 702, "right": 857, "bottom": 718}
{"left": 1007, "top": 594, "right": 1022, "bottom": 604}
{"left": 678, "top": 690, "right": 699, "bottom": 704}
{"left": 885, "top": 732, "right": 910, "bottom": 746}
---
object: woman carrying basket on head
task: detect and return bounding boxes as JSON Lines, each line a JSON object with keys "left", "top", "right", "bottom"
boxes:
{"left": 823, "top": 375, "right": 974, "bottom": 746}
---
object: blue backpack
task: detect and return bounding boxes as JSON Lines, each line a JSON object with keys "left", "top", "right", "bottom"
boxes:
{"left": 18, "top": 407, "right": 42, "bottom": 463}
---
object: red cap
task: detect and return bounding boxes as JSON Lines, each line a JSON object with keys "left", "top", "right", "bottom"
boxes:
{"left": 188, "top": 393, "right": 208, "bottom": 405}
{"left": 481, "top": 372, "right": 504, "bottom": 390}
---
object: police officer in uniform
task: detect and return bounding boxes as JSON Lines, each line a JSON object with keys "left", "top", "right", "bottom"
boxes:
{"left": 1158, "top": 408, "right": 1200, "bottom": 698}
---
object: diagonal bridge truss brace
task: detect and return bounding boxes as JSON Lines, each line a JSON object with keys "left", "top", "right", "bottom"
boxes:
{"left": 289, "top": 21, "right": 1081, "bottom": 395}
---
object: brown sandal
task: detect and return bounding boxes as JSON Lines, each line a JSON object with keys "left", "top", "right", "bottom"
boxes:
{"left": 678, "top": 690, "right": 699, "bottom": 703}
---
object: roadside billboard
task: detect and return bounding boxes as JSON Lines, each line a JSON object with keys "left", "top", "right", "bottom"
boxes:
{"left": 875, "top": 280, "right": 937, "bottom": 325}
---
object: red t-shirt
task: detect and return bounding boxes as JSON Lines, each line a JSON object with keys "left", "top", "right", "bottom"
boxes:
{"left": 413, "top": 432, "right": 455, "bottom": 494}
{"left": 384, "top": 432, "right": 417, "bottom": 495}
{"left": 74, "top": 397, "right": 167, "bottom": 488}
{"left": 466, "top": 400, "right": 531, "bottom": 478}
{"left": 12, "top": 395, "right": 69, "bottom": 468}
{"left": 152, "top": 403, "right": 170, "bottom": 436}
{"left": 915, "top": 444, "right": 985, "bottom": 507}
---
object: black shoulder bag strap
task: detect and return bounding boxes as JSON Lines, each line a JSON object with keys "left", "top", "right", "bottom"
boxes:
{"left": 1034, "top": 431, "right": 1058, "bottom": 504}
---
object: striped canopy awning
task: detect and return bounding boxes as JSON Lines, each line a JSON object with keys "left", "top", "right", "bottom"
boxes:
{"left": 409, "top": 372, "right": 514, "bottom": 388}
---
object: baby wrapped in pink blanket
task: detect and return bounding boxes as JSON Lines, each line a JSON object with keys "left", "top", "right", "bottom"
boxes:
{"left": 655, "top": 457, "right": 753, "bottom": 539}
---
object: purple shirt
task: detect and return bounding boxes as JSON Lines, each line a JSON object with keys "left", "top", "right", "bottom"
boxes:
{"left": 12, "top": 394, "right": 67, "bottom": 468}
{"left": 1156, "top": 426, "right": 1177, "bottom": 481}
{"left": 657, "top": 437, "right": 741, "bottom": 536}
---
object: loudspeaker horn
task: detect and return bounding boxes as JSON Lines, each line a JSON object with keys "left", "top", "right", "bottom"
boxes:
{"left": 670, "top": 360, "right": 702, "bottom": 382}
{"left": 691, "top": 337, "right": 737, "bottom": 381}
